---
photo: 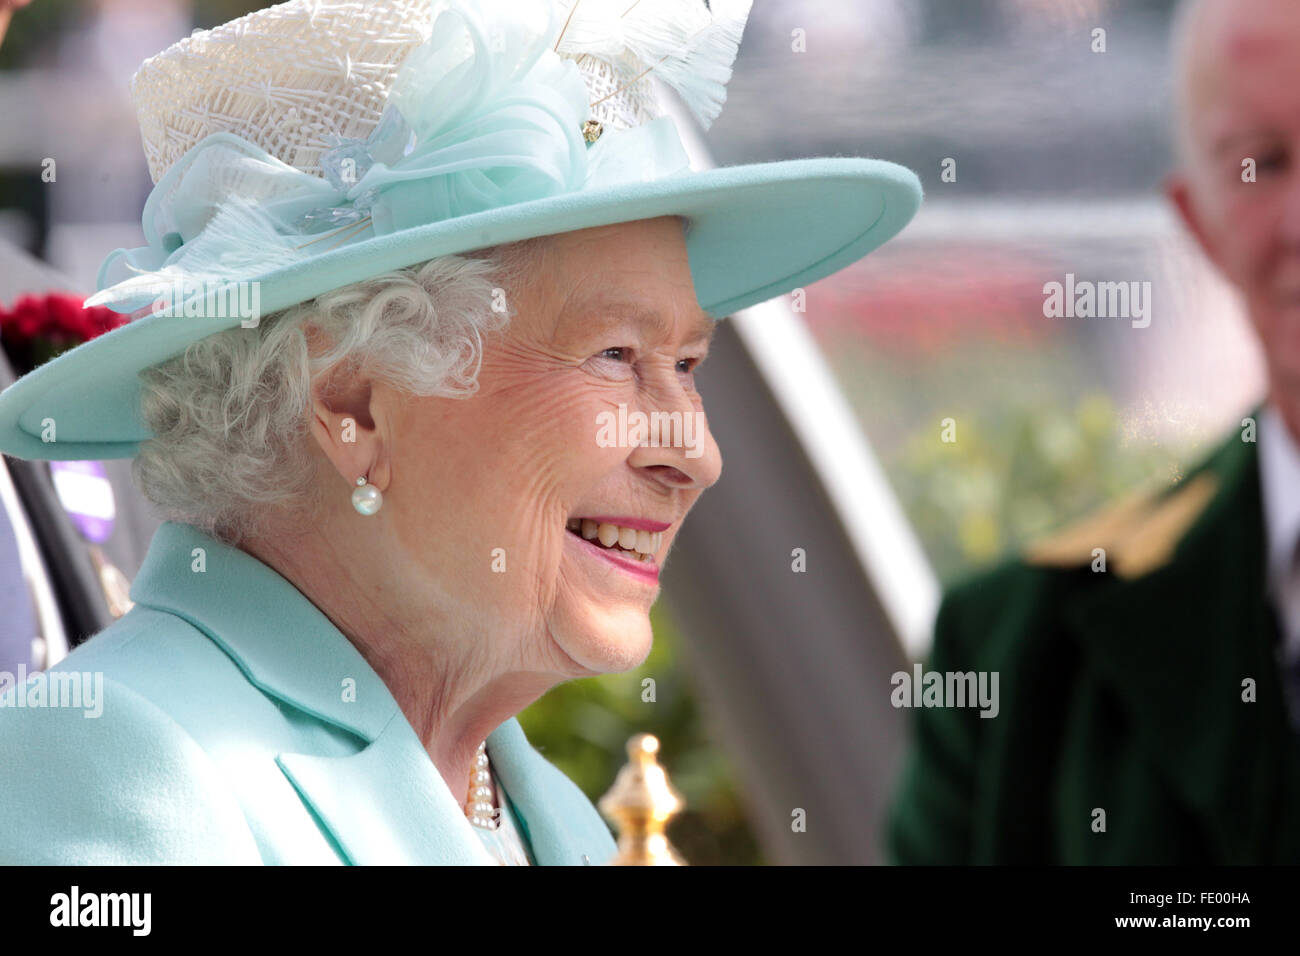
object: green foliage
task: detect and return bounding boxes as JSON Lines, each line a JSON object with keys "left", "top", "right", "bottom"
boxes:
{"left": 517, "top": 602, "right": 764, "bottom": 865}
{"left": 893, "top": 393, "right": 1193, "bottom": 585}
{"left": 816, "top": 332, "right": 1198, "bottom": 587}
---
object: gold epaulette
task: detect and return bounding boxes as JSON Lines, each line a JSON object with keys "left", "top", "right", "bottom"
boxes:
{"left": 1022, "top": 472, "right": 1219, "bottom": 580}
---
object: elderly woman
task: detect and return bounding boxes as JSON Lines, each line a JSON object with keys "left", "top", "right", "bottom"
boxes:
{"left": 0, "top": 0, "right": 919, "bottom": 864}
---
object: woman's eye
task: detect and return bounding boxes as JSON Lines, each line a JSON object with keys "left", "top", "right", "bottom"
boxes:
{"left": 591, "top": 348, "right": 702, "bottom": 376}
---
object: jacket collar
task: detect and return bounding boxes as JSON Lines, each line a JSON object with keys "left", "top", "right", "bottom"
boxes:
{"left": 1062, "top": 429, "right": 1292, "bottom": 860}
{"left": 129, "top": 521, "right": 607, "bottom": 865}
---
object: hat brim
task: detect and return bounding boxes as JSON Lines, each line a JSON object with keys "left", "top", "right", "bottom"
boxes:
{"left": 0, "top": 156, "right": 921, "bottom": 460}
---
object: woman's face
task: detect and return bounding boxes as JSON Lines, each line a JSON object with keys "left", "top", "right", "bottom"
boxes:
{"left": 385, "top": 215, "right": 722, "bottom": 678}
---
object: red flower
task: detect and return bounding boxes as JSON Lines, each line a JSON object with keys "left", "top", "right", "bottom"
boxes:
{"left": 9, "top": 295, "right": 44, "bottom": 340}
{"left": 0, "top": 291, "right": 129, "bottom": 375}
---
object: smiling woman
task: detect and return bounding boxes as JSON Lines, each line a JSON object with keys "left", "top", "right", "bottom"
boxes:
{"left": 122, "top": 212, "right": 716, "bottom": 861}
{"left": 0, "top": 0, "right": 920, "bottom": 865}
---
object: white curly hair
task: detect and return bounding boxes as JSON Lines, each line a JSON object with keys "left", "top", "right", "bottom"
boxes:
{"left": 132, "top": 237, "right": 548, "bottom": 547}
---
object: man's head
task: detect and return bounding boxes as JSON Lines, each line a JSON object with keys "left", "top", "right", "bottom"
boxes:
{"left": 1166, "top": 0, "right": 1300, "bottom": 435}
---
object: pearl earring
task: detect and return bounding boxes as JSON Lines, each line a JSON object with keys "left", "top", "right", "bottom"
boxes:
{"left": 351, "top": 475, "right": 383, "bottom": 515}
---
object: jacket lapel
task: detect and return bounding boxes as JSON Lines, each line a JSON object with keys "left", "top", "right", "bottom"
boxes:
{"left": 277, "top": 715, "right": 496, "bottom": 865}
{"left": 275, "top": 712, "right": 612, "bottom": 865}
{"left": 1062, "top": 433, "right": 1290, "bottom": 861}
{"left": 486, "top": 716, "right": 615, "bottom": 865}
{"left": 129, "top": 521, "right": 609, "bottom": 865}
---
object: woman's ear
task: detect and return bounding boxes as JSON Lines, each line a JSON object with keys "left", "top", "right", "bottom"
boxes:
{"left": 307, "top": 350, "right": 392, "bottom": 493}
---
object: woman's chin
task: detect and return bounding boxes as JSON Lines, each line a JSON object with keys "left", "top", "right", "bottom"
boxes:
{"left": 552, "top": 605, "right": 654, "bottom": 675}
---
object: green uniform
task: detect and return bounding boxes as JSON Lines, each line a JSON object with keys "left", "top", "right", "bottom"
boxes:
{"left": 886, "top": 423, "right": 1300, "bottom": 863}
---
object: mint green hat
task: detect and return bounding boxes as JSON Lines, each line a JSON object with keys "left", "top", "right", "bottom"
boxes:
{"left": 0, "top": 0, "right": 921, "bottom": 461}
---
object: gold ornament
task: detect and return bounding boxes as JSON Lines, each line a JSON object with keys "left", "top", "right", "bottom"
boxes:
{"left": 598, "top": 733, "right": 687, "bottom": 865}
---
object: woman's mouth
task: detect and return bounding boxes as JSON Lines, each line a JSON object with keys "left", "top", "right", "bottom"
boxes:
{"left": 564, "top": 522, "right": 662, "bottom": 584}
{"left": 565, "top": 518, "right": 663, "bottom": 563}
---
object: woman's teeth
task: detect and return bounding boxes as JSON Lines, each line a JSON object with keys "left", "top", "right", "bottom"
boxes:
{"left": 566, "top": 518, "right": 663, "bottom": 561}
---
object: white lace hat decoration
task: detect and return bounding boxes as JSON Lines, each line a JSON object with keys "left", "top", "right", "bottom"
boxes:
{"left": 0, "top": 0, "right": 922, "bottom": 460}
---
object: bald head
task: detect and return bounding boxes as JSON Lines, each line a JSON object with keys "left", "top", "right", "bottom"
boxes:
{"left": 1165, "top": 0, "right": 1300, "bottom": 445}
{"left": 1171, "top": 0, "right": 1300, "bottom": 170}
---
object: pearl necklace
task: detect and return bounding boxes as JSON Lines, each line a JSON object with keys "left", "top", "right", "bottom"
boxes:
{"left": 465, "top": 740, "right": 498, "bottom": 829}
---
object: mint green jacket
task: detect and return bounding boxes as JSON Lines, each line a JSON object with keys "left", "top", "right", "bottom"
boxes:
{"left": 0, "top": 521, "right": 617, "bottom": 865}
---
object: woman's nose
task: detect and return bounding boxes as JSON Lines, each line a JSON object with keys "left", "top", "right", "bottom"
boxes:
{"left": 624, "top": 388, "right": 723, "bottom": 490}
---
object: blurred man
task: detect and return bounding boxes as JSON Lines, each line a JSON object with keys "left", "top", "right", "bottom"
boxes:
{"left": 887, "top": 0, "right": 1300, "bottom": 863}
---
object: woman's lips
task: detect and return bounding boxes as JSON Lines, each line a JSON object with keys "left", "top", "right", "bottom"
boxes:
{"left": 565, "top": 527, "right": 660, "bottom": 583}
{"left": 581, "top": 516, "right": 671, "bottom": 532}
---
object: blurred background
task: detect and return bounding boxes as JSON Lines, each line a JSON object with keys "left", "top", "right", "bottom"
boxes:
{"left": 0, "top": 0, "right": 1264, "bottom": 864}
